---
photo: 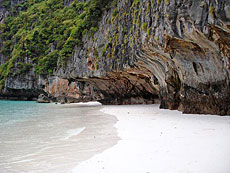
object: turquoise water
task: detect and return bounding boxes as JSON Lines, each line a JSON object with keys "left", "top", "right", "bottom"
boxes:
{"left": 0, "top": 100, "right": 51, "bottom": 125}
{"left": 0, "top": 101, "right": 118, "bottom": 173}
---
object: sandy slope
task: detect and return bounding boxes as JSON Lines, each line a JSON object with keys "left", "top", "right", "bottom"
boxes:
{"left": 72, "top": 104, "right": 230, "bottom": 173}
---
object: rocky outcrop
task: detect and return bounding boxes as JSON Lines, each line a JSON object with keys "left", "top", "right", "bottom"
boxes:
{"left": 53, "top": 0, "right": 230, "bottom": 115}
{"left": 1, "top": 0, "right": 230, "bottom": 115}
{"left": 0, "top": 72, "right": 42, "bottom": 100}
{"left": 42, "top": 76, "right": 103, "bottom": 103}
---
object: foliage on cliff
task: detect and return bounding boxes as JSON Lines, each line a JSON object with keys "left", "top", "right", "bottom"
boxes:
{"left": 0, "top": 0, "right": 110, "bottom": 87}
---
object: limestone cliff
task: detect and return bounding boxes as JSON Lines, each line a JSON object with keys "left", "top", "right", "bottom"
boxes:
{"left": 0, "top": 0, "right": 230, "bottom": 115}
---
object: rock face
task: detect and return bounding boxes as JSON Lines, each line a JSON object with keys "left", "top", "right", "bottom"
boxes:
{"left": 42, "top": 76, "right": 103, "bottom": 103}
{"left": 0, "top": 74, "right": 39, "bottom": 101}
{"left": 1, "top": 0, "right": 230, "bottom": 115}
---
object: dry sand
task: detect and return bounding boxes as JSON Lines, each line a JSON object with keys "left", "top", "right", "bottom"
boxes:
{"left": 72, "top": 104, "right": 230, "bottom": 173}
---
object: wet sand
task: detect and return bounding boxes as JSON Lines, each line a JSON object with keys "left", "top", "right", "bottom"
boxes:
{"left": 1, "top": 102, "right": 230, "bottom": 173}
{"left": 0, "top": 102, "right": 119, "bottom": 173}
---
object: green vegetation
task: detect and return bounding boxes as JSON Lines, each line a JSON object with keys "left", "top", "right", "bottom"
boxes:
{"left": 164, "top": 0, "right": 170, "bottom": 4}
{"left": 0, "top": 0, "right": 110, "bottom": 87}
{"left": 209, "top": 5, "right": 215, "bottom": 17}
{"left": 147, "top": 28, "right": 151, "bottom": 36}
{"left": 134, "top": 0, "right": 140, "bottom": 6}
{"left": 15, "top": 63, "right": 33, "bottom": 75}
{"left": 142, "top": 22, "right": 148, "bottom": 32}
{"left": 112, "top": 9, "right": 118, "bottom": 17}
{"left": 157, "top": 0, "right": 161, "bottom": 4}
{"left": 2, "top": 0, "right": 11, "bottom": 9}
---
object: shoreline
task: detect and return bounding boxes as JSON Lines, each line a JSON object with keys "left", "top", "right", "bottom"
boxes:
{"left": 1, "top": 101, "right": 230, "bottom": 172}
{"left": 72, "top": 104, "right": 230, "bottom": 173}
{"left": 0, "top": 101, "right": 119, "bottom": 173}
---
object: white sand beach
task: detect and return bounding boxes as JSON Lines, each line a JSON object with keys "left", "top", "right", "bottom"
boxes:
{"left": 1, "top": 102, "right": 230, "bottom": 173}
{"left": 72, "top": 104, "right": 230, "bottom": 173}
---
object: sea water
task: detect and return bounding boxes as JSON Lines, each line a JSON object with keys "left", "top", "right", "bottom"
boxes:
{"left": 0, "top": 101, "right": 118, "bottom": 173}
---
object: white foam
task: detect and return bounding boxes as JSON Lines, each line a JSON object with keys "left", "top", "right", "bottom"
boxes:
{"left": 61, "top": 101, "right": 102, "bottom": 107}
{"left": 75, "top": 101, "right": 102, "bottom": 106}
{"left": 63, "top": 127, "right": 86, "bottom": 140}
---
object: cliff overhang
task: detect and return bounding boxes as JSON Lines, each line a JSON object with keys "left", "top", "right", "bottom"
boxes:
{"left": 1, "top": 0, "right": 230, "bottom": 115}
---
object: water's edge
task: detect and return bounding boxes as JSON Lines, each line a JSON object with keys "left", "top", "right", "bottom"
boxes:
{"left": 0, "top": 101, "right": 119, "bottom": 173}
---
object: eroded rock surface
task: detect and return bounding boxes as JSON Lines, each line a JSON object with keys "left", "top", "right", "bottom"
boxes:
{"left": 1, "top": 0, "right": 230, "bottom": 115}
{"left": 53, "top": 0, "right": 230, "bottom": 115}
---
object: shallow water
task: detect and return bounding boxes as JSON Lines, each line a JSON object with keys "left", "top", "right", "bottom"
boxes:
{"left": 0, "top": 101, "right": 119, "bottom": 173}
